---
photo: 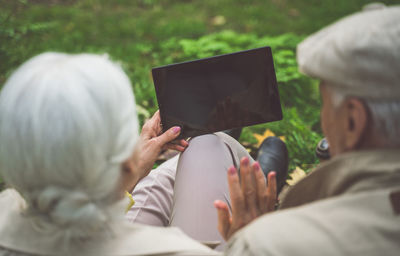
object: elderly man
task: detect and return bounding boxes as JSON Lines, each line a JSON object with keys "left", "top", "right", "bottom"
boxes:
{"left": 214, "top": 4, "right": 400, "bottom": 255}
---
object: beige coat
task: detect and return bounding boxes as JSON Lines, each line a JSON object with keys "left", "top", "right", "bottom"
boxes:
{"left": 0, "top": 189, "right": 220, "bottom": 256}
{"left": 225, "top": 149, "right": 400, "bottom": 255}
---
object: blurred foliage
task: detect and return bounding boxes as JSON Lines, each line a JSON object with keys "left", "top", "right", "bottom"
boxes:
{"left": 1, "top": 0, "right": 398, "bottom": 186}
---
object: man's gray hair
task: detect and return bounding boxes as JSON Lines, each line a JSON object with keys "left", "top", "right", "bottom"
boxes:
{"left": 0, "top": 52, "right": 139, "bottom": 240}
{"left": 331, "top": 88, "right": 400, "bottom": 146}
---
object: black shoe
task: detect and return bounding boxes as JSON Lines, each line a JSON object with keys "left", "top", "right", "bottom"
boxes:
{"left": 256, "top": 136, "right": 289, "bottom": 193}
{"left": 223, "top": 127, "right": 242, "bottom": 140}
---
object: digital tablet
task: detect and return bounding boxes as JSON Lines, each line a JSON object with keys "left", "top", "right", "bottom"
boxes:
{"left": 152, "top": 46, "right": 283, "bottom": 139}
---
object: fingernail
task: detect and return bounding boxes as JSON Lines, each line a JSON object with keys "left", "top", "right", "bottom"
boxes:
{"left": 228, "top": 166, "right": 236, "bottom": 176}
{"left": 241, "top": 157, "right": 249, "bottom": 166}
{"left": 269, "top": 171, "right": 276, "bottom": 177}
{"left": 254, "top": 162, "right": 261, "bottom": 172}
{"left": 214, "top": 200, "right": 224, "bottom": 209}
{"left": 172, "top": 126, "right": 181, "bottom": 134}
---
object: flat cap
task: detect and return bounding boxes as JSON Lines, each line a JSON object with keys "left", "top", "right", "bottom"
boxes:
{"left": 297, "top": 5, "right": 400, "bottom": 99}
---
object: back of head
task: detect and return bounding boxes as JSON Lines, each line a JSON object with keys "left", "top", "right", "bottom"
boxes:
{"left": 0, "top": 53, "right": 139, "bottom": 240}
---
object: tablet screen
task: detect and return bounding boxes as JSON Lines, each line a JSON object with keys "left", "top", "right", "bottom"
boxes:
{"left": 152, "top": 46, "right": 283, "bottom": 139}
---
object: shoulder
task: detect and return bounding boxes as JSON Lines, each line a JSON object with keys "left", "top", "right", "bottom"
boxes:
{"left": 106, "top": 223, "right": 221, "bottom": 256}
{"left": 226, "top": 190, "right": 400, "bottom": 256}
{"left": 225, "top": 202, "right": 343, "bottom": 256}
{"left": 0, "top": 189, "right": 218, "bottom": 256}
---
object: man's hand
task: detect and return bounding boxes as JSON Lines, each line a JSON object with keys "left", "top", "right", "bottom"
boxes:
{"left": 214, "top": 157, "right": 277, "bottom": 241}
{"left": 123, "top": 111, "right": 188, "bottom": 192}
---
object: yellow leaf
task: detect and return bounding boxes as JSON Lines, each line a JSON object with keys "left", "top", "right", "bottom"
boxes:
{"left": 253, "top": 129, "right": 276, "bottom": 147}
{"left": 286, "top": 166, "right": 307, "bottom": 186}
{"left": 211, "top": 15, "right": 226, "bottom": 26}
{"left": 125, "top": 191, "right": 135, "bottom": 213}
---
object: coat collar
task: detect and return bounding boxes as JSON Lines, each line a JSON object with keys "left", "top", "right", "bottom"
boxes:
{"left": 280, "top": 149, "right": 400, "bottom": 209}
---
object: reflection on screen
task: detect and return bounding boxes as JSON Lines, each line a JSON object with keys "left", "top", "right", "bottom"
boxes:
{"left": 152, "top": 47, "right": 282, "bottom": 138}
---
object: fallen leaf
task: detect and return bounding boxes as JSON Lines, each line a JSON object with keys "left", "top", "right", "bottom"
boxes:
{"left": 253, "top": 129, "right": 276, "bottom": 147}
{"left": 286, "top": 166, "right": 307, "bottom": 186}
{"left": 211, "top": 15, "right": 226, "bottom": 26}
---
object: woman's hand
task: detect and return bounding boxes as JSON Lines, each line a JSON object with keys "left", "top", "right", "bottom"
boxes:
{"left": 123, "top": 111, "right": 188, "bottom": 192}
{"left": 214, "top": 157, "right": 277, "bottom": 241}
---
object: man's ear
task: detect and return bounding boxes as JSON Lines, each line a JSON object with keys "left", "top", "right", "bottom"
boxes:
{"left": 343, "top": 98, "right": 368, "bottom": 150}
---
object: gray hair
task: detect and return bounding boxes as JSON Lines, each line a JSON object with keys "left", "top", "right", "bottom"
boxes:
{"left": 0, "top": 53, "right": 139, "bottom": 240}
{"left": 330, "top": 88, "right": 400, "bottom": 146}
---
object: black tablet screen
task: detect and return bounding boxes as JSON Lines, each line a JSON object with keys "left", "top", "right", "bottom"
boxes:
{"left": 152, "top": 46, "right": 283, "bottom": 139}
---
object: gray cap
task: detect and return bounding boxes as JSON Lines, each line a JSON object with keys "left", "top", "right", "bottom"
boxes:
{"left": 297, "top": 5, "right": 400, "bottom": 99}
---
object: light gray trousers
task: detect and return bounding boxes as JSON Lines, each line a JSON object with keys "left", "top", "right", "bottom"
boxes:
{"left": 126, "top": 132, "right": 253, "bottom": 250}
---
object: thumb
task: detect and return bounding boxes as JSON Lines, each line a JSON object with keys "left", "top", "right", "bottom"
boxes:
{"left": 157, "top": 126, "right": 181, "bottom": 145}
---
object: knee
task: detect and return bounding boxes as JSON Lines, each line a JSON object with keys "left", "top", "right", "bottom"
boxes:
{"left": 180, "top": 134, "right": 231, "bottom": 164}
{"left": 187, "top": 134, "right": 225, "bottom": 153}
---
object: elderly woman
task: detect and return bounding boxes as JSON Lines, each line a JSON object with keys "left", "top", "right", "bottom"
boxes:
{"left": 0, "top": 53, "right": 218, "bottom": 256}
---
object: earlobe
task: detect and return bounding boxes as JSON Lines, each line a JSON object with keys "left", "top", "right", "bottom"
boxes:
{"left": 344, "top": 99, "right": 368, "bottom": 150}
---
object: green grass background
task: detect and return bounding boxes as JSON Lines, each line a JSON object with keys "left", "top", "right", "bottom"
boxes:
{"left": 1, "top": 0, "right": 399, "bottom": 187}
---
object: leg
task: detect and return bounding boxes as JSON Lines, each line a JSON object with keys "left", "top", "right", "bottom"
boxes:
{"left": 170, "top": 133, "right": 253, "bottom": 251}
{"left": 126, "top": 155, "right": 179, "bottom": 226}
{"left": 126, "top": 132, "right": 253, "bottom": 248}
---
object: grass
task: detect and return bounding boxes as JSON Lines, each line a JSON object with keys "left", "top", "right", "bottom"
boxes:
{"left": 0, "top": 0, "right": 398, "bottom": 186}
{"left": 2, "top": 0, "right": 398, "bottom": 83}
